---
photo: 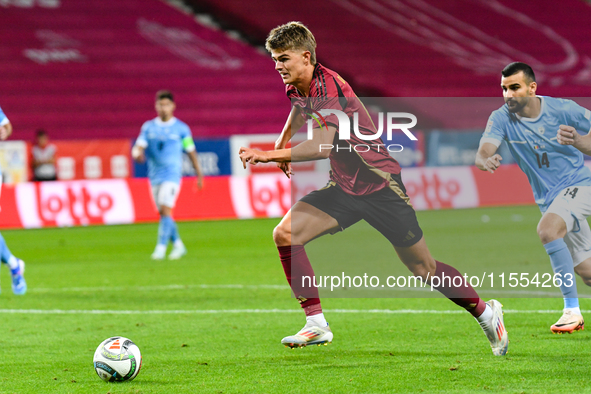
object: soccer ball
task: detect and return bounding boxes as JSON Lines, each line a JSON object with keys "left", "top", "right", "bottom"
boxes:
{"left": 93, "top": 336, "right": 142, "bottom": 382}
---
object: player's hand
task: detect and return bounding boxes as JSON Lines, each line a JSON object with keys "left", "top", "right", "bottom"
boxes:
{"left": 0, "top": 126, "right": 9, "bottom": 141}
{"left": 238, "top": 147, "right": 269, "bottom": 168}
{"left": 131, "top": 146, "right": 146, "bottom": 163}
{"left": 196, "top": 176, "right": 204, "bottom": 190}
{"left": 277, "top": 162, "right": 292, "bottom": 178}
{"left": 557, "top": 124, "right": 578, "bottom": 146}
{"left": 484, "top": 154, "right": 502, "bottom": 173}
{"left": 135, "top": 154, "right": 146, "bottom": 163}
{"left": 274, "top": 142, "right": 292, "bottom": 178}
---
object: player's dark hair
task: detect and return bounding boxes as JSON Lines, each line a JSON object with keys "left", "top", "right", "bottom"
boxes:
{"left": 156, "top": 90, "right": 174, "bottom": 102}
{"left": 265, "top": 21, "right": 317, "bottom": 65}
{"left": 36, "top": 129, "right": 47, "bottom": 137}
{"left": 502, "top": 62, "right": 536, "bottom": 83}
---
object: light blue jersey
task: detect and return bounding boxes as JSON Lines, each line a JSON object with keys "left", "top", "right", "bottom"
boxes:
{"left": 481, "top": 96, "right": 591, "bottom": 212}
{"left": 0, "top": 106, "right": 8, "bottom": 127}
{"left": 0, "top": 106, "right": 8, "bottom": 175}
{"left": 135, "top": 117, "right": 196, "bottom": 185}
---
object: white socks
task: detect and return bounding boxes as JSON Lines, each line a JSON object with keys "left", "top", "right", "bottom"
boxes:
{"left": 154, "top": 244, "right": 166, "bottom": 254}
{"left": 173, "top": 239, "right": 184, "bottom": 249}
{"left": 565, "top": 307, "right": 582, "bottom": 316}
{"left": 477, "top": 304, "right": 493, "bottom": 323}
{"left": 307, "top": 313, "right": 328, "bottom": 327}
{"left": 6, "top": 255, "right": 18, "bottom": 270}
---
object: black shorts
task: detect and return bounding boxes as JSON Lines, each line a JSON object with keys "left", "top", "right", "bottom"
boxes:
{"left": 299, "top": 174, "right": 423, "bottom": 247}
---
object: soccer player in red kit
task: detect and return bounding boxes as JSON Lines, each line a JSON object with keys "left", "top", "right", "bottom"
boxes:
{"left": 239, "top": 22, "right": 508, "bottom": 355}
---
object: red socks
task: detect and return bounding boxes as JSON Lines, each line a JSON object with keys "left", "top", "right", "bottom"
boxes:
{"left": 434, "top": 261, "right": 486, "bottom": 317}
{"left": 277, "top": 245, "right": 322, "bottom": 316}
{"left": 276, "top": 246, "right": 484, "bottom": 319}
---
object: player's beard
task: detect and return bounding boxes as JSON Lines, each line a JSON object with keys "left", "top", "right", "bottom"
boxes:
{"left": 505, "top": 97, "right": 527, "bottom": 114}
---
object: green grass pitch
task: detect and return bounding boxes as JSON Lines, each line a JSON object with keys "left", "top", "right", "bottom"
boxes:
{"left": 1, "top": 205, "right": 591, "bottom": 393}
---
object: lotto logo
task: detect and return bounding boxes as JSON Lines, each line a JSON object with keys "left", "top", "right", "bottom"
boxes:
{"left": 15, "top": 179, "right": 135, "bottom": 228}
{"left": 403, "top": 167, "right": 478, "bottom": 210}
{"left": 229, "top": 174, "right": 291, "bottom": 218}
{"left": 229, "top": 173, "right": 326, "bottom": 219}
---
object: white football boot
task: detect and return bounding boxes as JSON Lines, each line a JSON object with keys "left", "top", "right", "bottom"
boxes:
{"left": 281, "top": 322, "right": 333, "bottom": 348}
{"left": 551, "top": 309, "right": 584, "bottom": 334}
{"left": 479, "top": 299, "right": 509, "bottom": 356}
{"left": 151, "top": 245, "right": 166, "bottom": 260}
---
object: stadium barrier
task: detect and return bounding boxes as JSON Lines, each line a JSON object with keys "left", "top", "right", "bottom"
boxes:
{"left": 0, "top": 164, "right": 541, "bottom": 229}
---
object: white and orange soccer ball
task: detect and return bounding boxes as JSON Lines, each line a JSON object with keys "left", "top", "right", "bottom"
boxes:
{"left": 93, "top": 336, "right": 142, "bottom": 382}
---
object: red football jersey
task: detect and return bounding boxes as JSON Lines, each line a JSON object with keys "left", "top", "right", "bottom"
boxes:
{"left": 287, "top": 63, "right": 402, "bottom": 196}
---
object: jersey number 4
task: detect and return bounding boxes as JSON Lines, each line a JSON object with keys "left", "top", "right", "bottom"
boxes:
{"left": 535, "top": 152, "right": 550, "bottom": 168}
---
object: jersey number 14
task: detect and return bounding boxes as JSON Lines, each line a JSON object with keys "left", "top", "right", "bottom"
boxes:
{"left": 535, "top": 152, "right": 550, "bottom": 169}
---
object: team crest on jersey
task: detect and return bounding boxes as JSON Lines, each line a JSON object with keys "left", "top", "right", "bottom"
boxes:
{"left": 537, "top": 126, "right": 545, "bottom": 134}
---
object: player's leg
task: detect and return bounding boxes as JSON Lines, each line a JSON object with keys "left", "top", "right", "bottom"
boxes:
{"left": 556, "top": 219, "right": 591, "bottom": 333}
{"left": 574, "top": 259, "right": 591, "bottom": 287}
{"left": 158, "top": 182, "right": 184, "bottom": 260}
{"left": 275, "top": 185, "right": 360, "bottom": 347}
{"left": 540, "top": 187, "right": 590, "bottom": 332}
{"left": 0, "top": 232, "right": 26, "bottom": 295}
{"left": 567, "top": 190, "right": 591, "bottom": 287}
{"left": 151, "top": 184, "right": 167, "bottom": 259}
{"left": 362, "top": 185, "right": 507, "bottom": 355}
{"left": 0, "top": 173, "right": 26, "bottom": 295}
{"left": 565, "top": 217, "right": 591, "bottom": 286}
{"left": 392, "top": 237, "right": 507, "bottom": 355}
{"left": 275, "top": 201, "right": 341, "bottom": 347}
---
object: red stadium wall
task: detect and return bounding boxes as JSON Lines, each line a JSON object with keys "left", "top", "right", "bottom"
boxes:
{"left": 0, "top": 0, "right": 288, "bottom": 141}
{"left": 0, "top": 165, "right": 538, "bottom": 229}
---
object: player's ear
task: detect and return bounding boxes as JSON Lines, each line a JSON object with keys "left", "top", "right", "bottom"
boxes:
{"left": 529, "top": 81, "right": 537, "bottom": 95}
{"left": 302, "top": 51, "right": 311, "bottom": 66}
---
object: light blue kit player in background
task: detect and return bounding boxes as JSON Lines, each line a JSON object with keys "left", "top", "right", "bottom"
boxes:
{"left": 132, "top": 91, "right": 204, "bottom": 260}
{"left": 0, "top": 106, "right": 26, "bottom": 294}
{"left": 476, "top": 62, "right": 591, "bottom": 334}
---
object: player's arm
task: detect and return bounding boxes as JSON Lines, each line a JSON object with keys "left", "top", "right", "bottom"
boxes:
{"left": 187, "top": 150, "right": 204, "bottom": 190}
{"left": 274, "top": 107, "right": 306, "bottom": 178}
{"left": 0, "top": 121, "right": 13, "bottom": 141}
{"left": 239, "top": 124, "right": 336, "bottom": 168}
{"left": 475, "top": 142, "right": 503, "bottom": 174}
{"left": 557, "top": 125, "right": 591, "bottom": 156}
{"left": 182, "top": 135, "right": 204, "bottom": 189}
{"left": 132, "top": 125, "right": 149, "bottom": 163}
{"left": 275, "top": 106, "right": 305, "bottom": 149}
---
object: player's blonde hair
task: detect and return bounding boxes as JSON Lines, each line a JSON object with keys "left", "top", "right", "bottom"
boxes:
{"left": 265, "top": 22, "right": 317, "bottom": 65}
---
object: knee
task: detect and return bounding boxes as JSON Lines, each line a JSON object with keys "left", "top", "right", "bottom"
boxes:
{"left": 160, "top": 205, "right": 172, "bottom": 217}
{"left": 537, "top": 225, "right": 560, "bottom": 245}
{"left": 273, "top": 223, "right": 291, "bottom": 246}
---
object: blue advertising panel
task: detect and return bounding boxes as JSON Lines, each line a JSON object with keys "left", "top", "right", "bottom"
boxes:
{"left": 385, "top": 129, "right": 425, "bottom": 168}
{"left": 132, "top": 138, "right": 232, "bottom": 177}
{"left": 426, "top": 130, "right": 515, "bottom": 167}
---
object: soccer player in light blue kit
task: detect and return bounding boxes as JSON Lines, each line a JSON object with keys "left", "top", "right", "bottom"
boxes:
{"left": 476, "top": 62, "right": 591, "bottom": 333}
{"left": 132, "top": 91, "right": 204, "bottom": 260}
{"left": 0, "top": 106, "right": 26, "bottom": 294}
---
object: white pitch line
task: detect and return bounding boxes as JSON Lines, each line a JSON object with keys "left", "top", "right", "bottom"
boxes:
{"left": 28, "top": 284, "right": 289, "bottom": 293}
{"left": 0, "top": 308, "right": 585, "bottom": 315}
{"left": 26, "top": 283, "right": 591, "bottom": 298}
